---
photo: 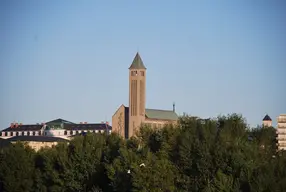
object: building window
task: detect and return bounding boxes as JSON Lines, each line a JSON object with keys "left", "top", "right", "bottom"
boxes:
{"left": 16, "top": 132, "right": 19, "bottom": 136}
{"left": 44, "top": 132, "right": 47, "bottom": 136}
{"left": 76, "top": 131, "right": 79, "bottom": 135}
{"left": 38, "top": 131, "right": 41, "bottom": 136}
{"left": 140, "top": 71, "right": 144, "bottom": 76}
{"left": 131, "top": 71, "right": 138, "bottom": 76}
{"left": 64, "top": 131, "right": 67, "bottom": 135}
{"left": 27, "top": 132, "right": 30, "bottom": 136}
{"left": 33, "top": 131, "right": 36, "bottom": 136}
{"left": 5, "top": 132, "right": 8, "bottom": 136}
{"left": 10, "top": 132, "right": 13, "bottom": 136}
{"left": 70, "top": 130, "right": 73, "bottom": 135}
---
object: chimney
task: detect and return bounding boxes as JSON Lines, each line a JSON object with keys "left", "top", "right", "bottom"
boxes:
{"left": 84, "top": 122, "right": 87, "bottom": 124}
{"left": 15, "top": 123, "right": 19, "bottom": 128}
{"left": 10, "top": 123, "right": 14, "bottom": 128}
{"left": 80, "top": 122, "right": 83, "bottom": 124}
{"left": 173, "top": 102, "right": 175, "bottom": 112}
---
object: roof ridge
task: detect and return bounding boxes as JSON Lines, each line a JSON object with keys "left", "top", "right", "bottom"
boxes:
{"left": 146, "top": 108, "right": 175, "bottom": 112}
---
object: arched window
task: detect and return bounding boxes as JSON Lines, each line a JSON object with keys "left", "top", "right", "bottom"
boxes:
{"left": 5, "top": 132, "right": 8, "bottom": 136}
{"left": 38, "top": 131, "right": 41, "bottom": 136}
{"left": 16, "top": 132, "right": 19, "bottom": 136}
{"left": 32, "top": 131, "right": 36, "bottom": 136}
{"left": 27, "top": 132, "right": 30, "bottom": 136}
{"left": 64, "top": 131, "right": 67, "bottom": 135}
{"left": 70, "top": 130, "right": 73, "bottom": 135}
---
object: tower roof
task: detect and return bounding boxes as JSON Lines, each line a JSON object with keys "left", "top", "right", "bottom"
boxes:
{"left": 129, "top": 52, "right": 146, "bottom": 69}
{"left": 263, "top": 114, "right": 272, "bottom": 121}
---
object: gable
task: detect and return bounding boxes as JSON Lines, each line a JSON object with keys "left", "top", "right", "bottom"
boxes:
{"left": 145, "top": 108, "right": 178, "bottom": 121}
{"left": 46, "top": 118, "right": 75, "bottom": 125}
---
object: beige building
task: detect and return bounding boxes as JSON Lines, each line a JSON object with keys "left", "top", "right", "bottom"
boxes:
{"left": 277, "top": 114, "right": 286, "bottom": 150}
{"left": 112, "top": 53, "right": 178, "bottom": 139}
{"left": 7, "top": 136, "right": 68, "bottom": 152}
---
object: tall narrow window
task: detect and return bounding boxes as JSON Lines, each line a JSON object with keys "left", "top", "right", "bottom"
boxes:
{"left": 140, "top": 80, "right": 144, "bottom": 116}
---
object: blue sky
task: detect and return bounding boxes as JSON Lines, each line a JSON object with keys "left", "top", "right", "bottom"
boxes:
{"left": 0, "top": 0, "right": 285, "bottom": 129}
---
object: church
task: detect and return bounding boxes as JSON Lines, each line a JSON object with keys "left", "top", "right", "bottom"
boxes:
{"left": 112, "top": 52, "right": 178, "bottom": 139}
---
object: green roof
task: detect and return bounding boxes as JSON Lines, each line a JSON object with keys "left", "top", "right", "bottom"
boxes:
{"left": 129, "top": 52, "right": 146, "bottom": 69}
{"left": 46, "top": 118, "right": 75, "bottom": 125}
{"left": 145, "top": 109, "right": 178, "bottom": 121}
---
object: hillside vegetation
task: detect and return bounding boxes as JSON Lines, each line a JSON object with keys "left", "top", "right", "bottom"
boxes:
{"left": 0, "top": 114, "right": 285, "bottom": 192}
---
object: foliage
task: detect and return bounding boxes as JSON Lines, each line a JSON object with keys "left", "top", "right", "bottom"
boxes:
{"left": 0, "top": 114, "right": 284, "bottom": 192}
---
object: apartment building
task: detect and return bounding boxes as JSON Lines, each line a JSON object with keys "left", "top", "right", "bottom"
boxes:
{"left": 277, "top": 114, "right": 286, "bottom": 150}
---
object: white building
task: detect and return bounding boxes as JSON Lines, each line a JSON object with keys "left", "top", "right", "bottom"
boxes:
{"left": 0, "top": 118, "right": 112, "bottom": 140}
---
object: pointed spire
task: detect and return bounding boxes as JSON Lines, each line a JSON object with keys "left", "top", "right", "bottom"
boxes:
{"left": 263, "top": 114, "right": 272, "bottom": 121}
{"left": 129, "top": 52, "right": 146, "bottom": 70}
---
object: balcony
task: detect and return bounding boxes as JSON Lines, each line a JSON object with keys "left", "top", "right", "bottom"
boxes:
{"left": 278, "top": 119, "right": 286, "bottom": 123}
{"left": 278, "top": 144, "right": 286, "bottom": 147}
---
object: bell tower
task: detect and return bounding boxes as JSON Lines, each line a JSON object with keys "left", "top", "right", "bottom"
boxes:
{"left": 128, "top": 52, "right": 146, "bottom": 138}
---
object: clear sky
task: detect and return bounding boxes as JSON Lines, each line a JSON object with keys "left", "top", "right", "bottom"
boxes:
{"left": 0, "top": 0, "right": 285, "bottom": 129}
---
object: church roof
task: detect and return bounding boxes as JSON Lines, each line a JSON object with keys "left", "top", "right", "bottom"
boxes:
{"left": 129, "top": 52, "right": 146, "bottom": 69}
{"left": 263, "top": 114, "right": 272, "bottom": 121}
{"left": 145, "top": 108, "right": 178, "bottom": 121}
